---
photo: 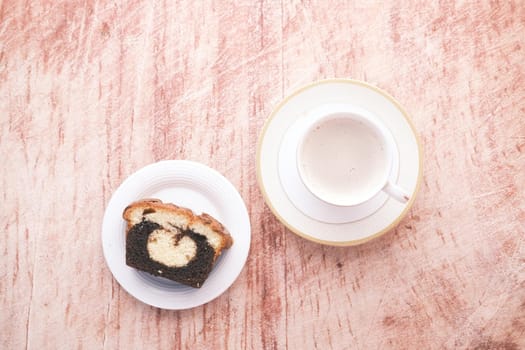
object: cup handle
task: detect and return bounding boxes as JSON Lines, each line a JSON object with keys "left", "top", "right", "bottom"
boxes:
{"left": 383, "top": 181, "right": 410, "bottom": 203}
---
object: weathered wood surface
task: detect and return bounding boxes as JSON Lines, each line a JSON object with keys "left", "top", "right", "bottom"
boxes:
{"left": 1, "top": 1, "right": 524, "bottom": 349}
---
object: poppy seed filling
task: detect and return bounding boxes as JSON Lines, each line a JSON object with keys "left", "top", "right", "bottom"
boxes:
{"left": 126, "top": 220, "right": 216, "bottom": 288}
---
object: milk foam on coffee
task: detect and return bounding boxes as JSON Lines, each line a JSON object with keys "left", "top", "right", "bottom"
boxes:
{"left": 299, "top": 116, "right": 388, "bottom": 205}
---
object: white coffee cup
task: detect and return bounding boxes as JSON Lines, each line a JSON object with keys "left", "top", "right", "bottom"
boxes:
{"left": 296, "top": 104, "right": 409, "bottom": 207}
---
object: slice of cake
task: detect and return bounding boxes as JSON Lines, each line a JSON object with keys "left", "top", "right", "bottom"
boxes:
{"left": 123, "top": 199, "right": 233, "bottom": 288}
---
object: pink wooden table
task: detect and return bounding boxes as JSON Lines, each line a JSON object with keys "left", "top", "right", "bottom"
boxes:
{"left": 2, "top": 1, "right": 524, "bottom": 349}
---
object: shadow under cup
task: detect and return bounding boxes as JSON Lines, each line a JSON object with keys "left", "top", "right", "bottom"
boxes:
{"left": 296, "top": 106, "right": 401, "bottom": 207}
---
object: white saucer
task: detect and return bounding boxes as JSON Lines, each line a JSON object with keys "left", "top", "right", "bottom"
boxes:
{"left": 101, "top": 160, "right": 251, "bottom": 309}
{"left": 257, "top": 79, "right": 422, "bottom": 246}
{"left": 278, "top": 112, "right": 400, "bottom": 224}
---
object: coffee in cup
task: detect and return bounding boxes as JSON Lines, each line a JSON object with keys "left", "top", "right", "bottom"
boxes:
{"left": 296, "top": 104, "right": 409, "bottom": 207}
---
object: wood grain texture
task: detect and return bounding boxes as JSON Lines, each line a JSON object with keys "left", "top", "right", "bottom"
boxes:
{"left": 1, "top": 0, "right": 524, "bottom": 349}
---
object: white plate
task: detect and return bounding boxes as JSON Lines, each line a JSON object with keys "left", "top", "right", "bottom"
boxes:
{"left": 257, "top": 79, "right": 423, "bottom": 246}
{"left": 102, "top": 160, "right": 251, "bottom": 309}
